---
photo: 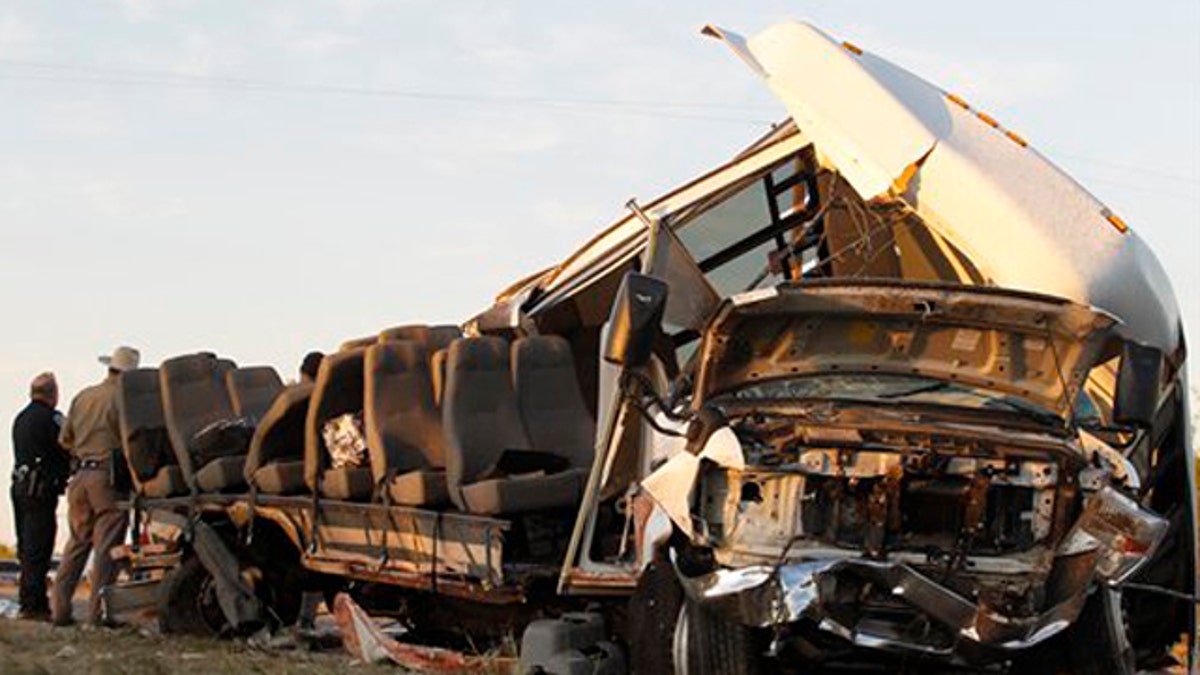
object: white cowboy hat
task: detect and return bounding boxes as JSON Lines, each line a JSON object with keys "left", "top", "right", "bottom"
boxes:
{"left": 99, "top": 345, "right": 140, "bottom": 372}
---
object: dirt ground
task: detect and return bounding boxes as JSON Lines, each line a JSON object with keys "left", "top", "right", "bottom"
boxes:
{"left": 0, "top": 576, "right": 402, "bottom": 675}
{"left": 0, "top": 617, "right": 404, "bottom": 675}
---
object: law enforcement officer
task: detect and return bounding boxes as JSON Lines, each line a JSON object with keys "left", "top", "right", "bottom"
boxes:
{"left": 10, "top": 372, "right": 71, "bottom": 620}
{"left": 51, "top": 346, "right": 138, "bottom": 627}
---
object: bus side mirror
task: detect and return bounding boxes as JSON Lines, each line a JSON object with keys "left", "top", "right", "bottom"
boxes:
{"left": 1112, "top": 341, "right": 1163, "bottom": 429}
{"left": 604, "top": 272, "right": 668, "bottom": 367}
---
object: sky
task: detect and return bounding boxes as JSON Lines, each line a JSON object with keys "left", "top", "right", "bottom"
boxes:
{"left": 0, "top": 1, "right": 1196, "bottom": 546}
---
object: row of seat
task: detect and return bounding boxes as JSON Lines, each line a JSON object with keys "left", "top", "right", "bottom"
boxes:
{"left": 117, "top": 354, "right": 283, "bottom": 498}
{"left": 244, "top": 334, "right": 596, "bottom": 515}
{"left": 115, "top": 325, "right": 598, "bottom": 517}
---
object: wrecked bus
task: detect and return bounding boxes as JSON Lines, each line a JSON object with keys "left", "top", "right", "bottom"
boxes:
{"left": 104, "top": 21, "right": 1193, "bottom": 674}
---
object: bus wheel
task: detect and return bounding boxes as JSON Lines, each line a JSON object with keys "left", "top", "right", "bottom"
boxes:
{"left": 159, "top": 555, "right": 230, "bottom": 637}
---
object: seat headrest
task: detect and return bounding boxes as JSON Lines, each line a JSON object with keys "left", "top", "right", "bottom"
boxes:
{"left": 119, "top": 368, "right": 162, "bottom": 396}
{"left": 368, "top": 340, "right": 429, "bottom": 375}
{"left": 428, "top": 325, "right": 464, "bottom": 351}
{"left": 339, "top": 336, "right": 376, "bottom": 352}
{"left": 161, "top": 353, "right": 218, "bottom": 381}
{"left": 226, "top": 366, "right": 284, "bottom": 419}
{"left": 320, "top": 347, "right": 366, "bottom": 377}
{"left": 379, "top": 324, "right": 430, "bottom": 344}
{"left": 228, "top": 365, "right": 279, "bottom": 386}
{"left": 447, "top": 337, "right": 508, "bottom": 373}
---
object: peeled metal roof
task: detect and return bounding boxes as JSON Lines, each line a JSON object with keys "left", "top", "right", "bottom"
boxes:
{"left": 703, "top": 22, "right": 1180, "bottom": 353}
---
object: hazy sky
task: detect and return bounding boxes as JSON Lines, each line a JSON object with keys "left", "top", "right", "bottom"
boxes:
{"left": 1, "top": 1, "right": 1196, "bottom": 545}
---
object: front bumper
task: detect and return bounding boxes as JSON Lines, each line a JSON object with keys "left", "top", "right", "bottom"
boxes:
{"left": 675, "top": 554, "right": 1093, "bottom": 656}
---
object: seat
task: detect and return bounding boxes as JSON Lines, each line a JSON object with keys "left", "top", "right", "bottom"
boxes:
{"left": 513, "top": 336, "right": 596, "bottom": 470}
{"left": 320, "top": 466, "right": 374, "bottom": 500}
{"left": 251, "top": 460, "right": 306, "bottom": 495}
{"left": 364, "top": 341, "right": 449, "bottom": 507}
{"left": 244, "top": 383, "right": 313, "bottom": 495}
{"left": 226, "top": 366, "right": 283, "bottom": 422}
{"left": 442, "top": 337, "right": 584, "bottom": 515}
{"left": 460, "top": 469, "right": 587, "bottom": 515}
{"left": 195, "top": 456, "right": 247, "bottom": 493}
{"left": 339, "top": 336, "right": 377, "bottom": 352}
{"left": 379, "top": 324, "right": 462, "bottom": 352}
{"left": 428, "top": 325, "right": 463, "bottom": 352}
{"left": 305, "top": 348, "right": 372, "bottom": 501}
{"left": 160, "top": 354, "right": 247, "bottom": 492}
{"left": 141, "top": 465, "right": 187, "bottom": 498}
{"left": 116, "top": 368, "right": 185, "bottom": 498}
{"left": 378, "top": 324, "right": 430, "bottom": 345}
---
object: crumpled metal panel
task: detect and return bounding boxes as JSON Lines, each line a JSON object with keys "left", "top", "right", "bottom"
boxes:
{"left": 675, "top": 555, "right": 1093, "bottom": 652}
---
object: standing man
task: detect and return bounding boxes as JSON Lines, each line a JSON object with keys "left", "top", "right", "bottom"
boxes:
{"left": 10, "top": 372, "right": 71, "bottom": 621}
{"left": 52, "top": 346, "right": 139, "bottom": 627}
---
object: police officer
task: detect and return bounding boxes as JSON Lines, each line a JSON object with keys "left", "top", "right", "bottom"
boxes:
{"left": 10, "top": 372, "right": 71, "bottom": 621}
{"left": 52, "top": 346, "right": 138, "bottom": 627}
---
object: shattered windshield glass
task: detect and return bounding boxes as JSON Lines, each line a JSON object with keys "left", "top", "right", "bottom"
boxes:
{"left": 719, "top": 373, "right": 1062, "bottom": 423}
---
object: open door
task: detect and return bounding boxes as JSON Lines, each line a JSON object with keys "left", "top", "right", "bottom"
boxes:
{"left": 558, "top": 214, "right": 717, "bottom": 594}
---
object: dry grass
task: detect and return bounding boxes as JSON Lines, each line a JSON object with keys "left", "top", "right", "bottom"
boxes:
{"left": 0, "top": 618, "right": 403, "bottom": 675}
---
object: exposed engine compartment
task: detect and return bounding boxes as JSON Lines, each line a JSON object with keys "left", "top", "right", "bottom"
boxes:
{"left": 700, "top": 413, "right": 1080, "bottom": 565}
{"left": 667, "top": 403, "right": 1165, "bottom": 657}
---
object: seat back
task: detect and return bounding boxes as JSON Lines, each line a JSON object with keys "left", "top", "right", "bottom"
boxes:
{"left": 304, "top": 348, "right": 367, "bottom": 491}
{"left": 428, "top": 325, "right": 463, "bottom": 352}
{"left": 244, "top": 382, "right": 313, "bottom": 485}
{"left": 226, "top": 366, "right": 283, "bottom": 421}
{"left": 379, "top": 324, "right": 430, "bottom": 345}
{"left": 116, "top": 368, "right": 175, "bottom": 486}
{"left": 442, "top": 337, "right": 530, "bottom": 508}
{"left": 513, "top": 336, "right": 596, "bottom": 469}
{"left": 160, "top": 354, "right": 237, "bottom": 484}
{"left": 364, "top": 341, "right": 444, "bottom": 485}
{"left": 339, "top": 336, "right": 377, "bottom": 352}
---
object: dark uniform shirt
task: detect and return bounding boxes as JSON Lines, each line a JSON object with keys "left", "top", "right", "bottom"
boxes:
{"left": 11, "top": 400, "right": 70, "bottom": 489}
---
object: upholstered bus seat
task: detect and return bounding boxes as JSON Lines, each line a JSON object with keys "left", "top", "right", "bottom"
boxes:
{"left": 380, "top": 324, "right": 461, "bottom": 351}
{"left": 364, "top": 341, "right": 449, "bottom": 507}
{"left": 244, "top": 383, "right": 313, "bottom": 495}
{"left": 513, "top": 336, "right": 596, "bottom": 471}
{"left": 339, "top": 336, "right": 376, "bottom": 352}
{"left": 305, "top": 348, "right": 372, "bottom": 501}
{"left": 117, "top": 368, "right": 186, "bottom": 498}
{"left": 442, "top": 338, "right": 586, "bottom": 515}
{"left": 428, "top": 325, "right": 463, "bottom": 351}
{"left": 160, "top": 354, "right": 248, "bottom": 493}
{"left": 381, "top": 325, "right": 462, "bottom": 405}
{"left": 379, "top": 324, "right": 430, "bottom": 345}
{"left": 226, "top": 366, "right": 283, "bottom": 422}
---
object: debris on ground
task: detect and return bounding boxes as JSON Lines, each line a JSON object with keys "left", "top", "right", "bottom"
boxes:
{"left": 333, "top": 592, "right": 516, "bottom": 673}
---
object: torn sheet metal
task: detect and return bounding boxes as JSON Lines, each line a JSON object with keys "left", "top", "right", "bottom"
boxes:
{"left": 703, "top": 22, "right": 1180, "bottom": 353}
{"left": 676, "top": 556, "right": 1090, "bottom": 651}
{"left": 332, "top": 593, "right": 516, "bottom": 673}
{"left": 641, "top": 427, "right": 745, "bottom": 538}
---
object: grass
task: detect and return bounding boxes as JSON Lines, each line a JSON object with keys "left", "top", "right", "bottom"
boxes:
{"left": 0, "top": 619, "right": 403, "bottom": 675}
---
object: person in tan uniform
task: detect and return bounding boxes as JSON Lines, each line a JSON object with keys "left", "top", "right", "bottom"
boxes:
{"left": 52, "top": 345, "right": 139, "bottom": 627}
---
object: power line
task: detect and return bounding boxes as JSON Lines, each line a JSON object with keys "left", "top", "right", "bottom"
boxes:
{"left": 0, "top": 69, "right": 781, "bottom": 125}
{"left": 1, "top": 57, "right": 1196, "bottom": 187}
{"left": 0, "top": 57, "right": 777, "bottom": 115}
